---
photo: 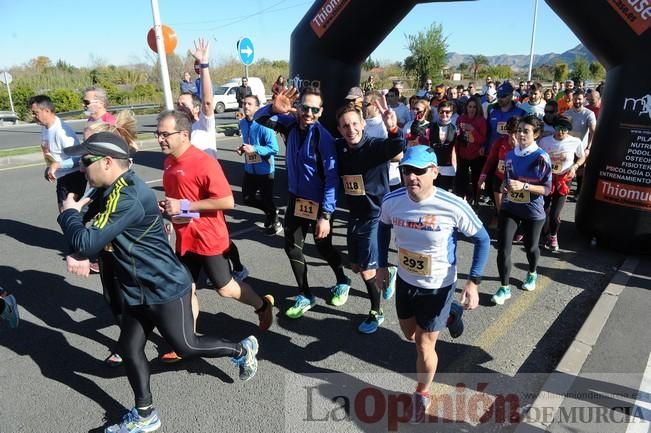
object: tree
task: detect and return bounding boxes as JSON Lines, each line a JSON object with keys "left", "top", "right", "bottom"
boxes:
{"left": 470, "top": 55, "right": 489, "bottom": 80}
{"left": 402, "top": 23, "right": 448, "bottom": 86}
{"left": 362, "top": 56, "right": 379, "bottom": 71}
{"left": 28, "top": 56, "right": 52, "bottom": 72}
{"left": 458, "top": 63, "right": 469, "bottom": 73}
{"left": 482, "top": 64, "right": 513, "bottom": 80}
{"left": 532, "top": 64, "right": 555, "bottom": 82}
{"left": 589, "top": 61, "right": 606, "bottom": 81}
{"left": 553, "top": 62, "right": 569, "bottom": 82}
{"left": 569, "top": 55, "right": 590, "bottom": 83}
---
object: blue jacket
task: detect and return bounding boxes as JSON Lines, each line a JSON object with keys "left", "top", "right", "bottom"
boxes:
{"left": 239, "top": 117, "right": 278, "bottom": 175}
{"left": 254, "top": 104, "right": 338, "bottom": 213}
{"left": 58, "top": 170, "right": 191, "bottom": 306}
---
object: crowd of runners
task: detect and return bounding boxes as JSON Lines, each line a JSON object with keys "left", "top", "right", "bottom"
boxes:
{"left": 2, "top": 38, "right": 603, "bottom": 432}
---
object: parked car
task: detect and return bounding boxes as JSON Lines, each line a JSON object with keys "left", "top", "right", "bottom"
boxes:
{"left": 213, "top": 77, "right": 267, "bottom": 114}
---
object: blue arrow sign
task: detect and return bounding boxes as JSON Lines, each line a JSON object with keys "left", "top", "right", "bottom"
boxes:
{"left": 238, "top": 38, "right": 255, "bottom": 66}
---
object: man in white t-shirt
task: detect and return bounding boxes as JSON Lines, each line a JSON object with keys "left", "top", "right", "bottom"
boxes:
{"left": 563, "top": 89, "right": 596, "bottom": 196}
{"left": 518, "top": 82, "right": 546, "bottom": 118}
{"left": 539, "top": 116, "right": 586, "bottom": 251}
{"left": 30, "top": 94, "right": 85, "bottom": 212}
{"left": 376, "top": 145, "right": 490, "bottom": 423}
{"left": 177, "top": 39, "right": 217, "bottom": 159}
{"left": 386, "top": 87, "right": 410, "bottom": 128}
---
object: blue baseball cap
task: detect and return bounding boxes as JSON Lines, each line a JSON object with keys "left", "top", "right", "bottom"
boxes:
{"left": 497, "top": 82, "right": 514, "bottom": 97}
{"left": 399, "top": 145, "right": 438, "bottom": 168}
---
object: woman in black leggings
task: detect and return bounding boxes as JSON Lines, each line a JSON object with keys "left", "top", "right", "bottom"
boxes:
{"left": 491, "top": 116, "right": 552, "bottom": 305}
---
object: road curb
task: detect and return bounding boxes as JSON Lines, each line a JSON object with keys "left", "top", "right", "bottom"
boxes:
{"left": 514, "top": 255, "right": 640, "bottom": 431}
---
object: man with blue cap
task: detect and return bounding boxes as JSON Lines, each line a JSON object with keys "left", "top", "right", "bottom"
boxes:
{"left": 376, "top": 145, "right": 490, "bottom": 423}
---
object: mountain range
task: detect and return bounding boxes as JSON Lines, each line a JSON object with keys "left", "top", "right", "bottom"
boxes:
{"left": 446, "top": 44, "right": 596, "bottom": 71}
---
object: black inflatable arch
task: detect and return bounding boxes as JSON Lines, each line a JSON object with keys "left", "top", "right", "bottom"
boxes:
{"left": 289, "top": 0, "right": 651, "bottom": 254}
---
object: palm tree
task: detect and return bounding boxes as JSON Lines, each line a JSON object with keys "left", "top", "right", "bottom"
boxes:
{"left": 471, "top": 55, "right": 489, "bottom": 80}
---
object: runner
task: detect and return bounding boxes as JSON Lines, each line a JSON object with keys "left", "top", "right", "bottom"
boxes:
{"left": 59, "top": 131, "right": 259, "bottom": 433}
{"left": 377, "top": 145, "right": 490, "bottom": 422}
{"left": 491, "top": 115, "right": 552, "bottom": 305}
{"left": 538, "top": 116, "right": 586, "bottom": 252}
{"left": 254, "top": 86, "right": 350, "bottom": 318}
{"left": 238, "top": 94, "right": 282, "bottom": 235}
{"left": 158, "top": 110, "right": 274, "bottom": 363}
{"left": 335, "top": 99, "right": 403, "bottom": 333}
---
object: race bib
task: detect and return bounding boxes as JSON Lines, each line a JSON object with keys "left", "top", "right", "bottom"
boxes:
{"left": 342, "top": 174, "right": 366, "bottom": 196}
{"left": 294, "top": 197, "right": 318, "bottom": 220}
{"left": 497, "top": 121, "right": 507, "bottom": 135}
{"left": 551, "top": 153, "right": 563, "bottom": 174}
{"left": 497, "top": 160, "right": 505, "bottom": 174}
{"left": 399, "top": 248, "right": 431, "bottom": 276}
{"left": 508, "top": 190, "right": 531, "bottom": 203}
{"left": 245, "top": 152, "right": 262, "bottom": 164}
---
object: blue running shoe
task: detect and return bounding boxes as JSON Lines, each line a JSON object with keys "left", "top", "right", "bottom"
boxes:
{"left": 232, "top": 335, "right": 258, "bottom": 381}
{"left": 522, "top": 272, "right": 538, "bottom": 291}
{"left": 491, "top": 286, "right": 512, "bottom": 305}
{"left": 0, "top": 293, "right": 19, "bottom": 329}
{"left": 330, "top": 277, "right": 351, "bottom": 307}
{"left": 105, "top": 407, "right": 161, "bottom": 433}
{"left": 358, "top": 310, "right": 385, "bottom": 334}
{"left": 231, "top": 266, "right": 250, "bottom": 282}
{"left": 285, "top": 294, "right": 316, "bottom": 319}
{"left": 383, "top": 266, "right": 397, "bottom": 300}
{"left": 447, "top": 302, "right": 464, "bottom": 338}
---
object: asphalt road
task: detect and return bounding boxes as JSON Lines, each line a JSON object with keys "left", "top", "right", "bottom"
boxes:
{"left": 0, "top": 112, "right": 239, "bottom": 151}
{"left": 0, "top": 137, "right": 625, "bottom": 433}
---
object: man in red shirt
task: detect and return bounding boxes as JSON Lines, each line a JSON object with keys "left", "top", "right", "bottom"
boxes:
{"left": 157, "top": 110, "right": 273, "bottom": 361}
{"left": 83, "top": 87, "right": 116, "bottom": 125}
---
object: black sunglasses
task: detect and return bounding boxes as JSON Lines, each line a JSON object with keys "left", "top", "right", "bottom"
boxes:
{"left": 401, "top": 165, "right": 430, "bottom": 176}
{"left": 300, "top": 104, "right": 320, "bottom": 114}
{"left": 154, "top": 131, "right": 182, "bottom": 139}
{"left": 81, "top": 155, "right": 105, "bottom": 167}
{"left": 82, "top": 99, "right": 94, "bottom": 105}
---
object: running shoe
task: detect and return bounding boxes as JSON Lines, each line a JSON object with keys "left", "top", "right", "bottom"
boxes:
{"left": 232, "top": 335, "right": 258, "bottom": 381}
{"left": 358, "top": 310, "right": 385, "bottom": 334}
{"left": 0, "top": 294, "right": 19, "bottom": 329}
{"left": 447, "top": 303, "right": 464, "bottom": 338}
{"left": 256, "top": 294, "right": 275, "bottom": 331}
{"left": 513, "top": 233, "right": 524, "bottom": 243}
{"left": 104, "top": 407, "right": 161, "bottom": 433}
{"left": 264, "top": 221, "right": 283, "bottom": 236}
{"left": 159, "top": 351, "right": 183, "bottom": 363}
{"left": 105, "top": 352, "right": 123, "bottom": 367}
{"left": 546, "top": 235, "right": 559, "bottom": 252}
{"left": 491, "top": 286, "right": 512, "bottom": 305}
{"left": 383, "top": 266, "right": 397, "bottom": 300}
{"left": 285, "top": 294, "right": 316, "bottom": 319}
{"left": 232, "top": 266, "right": 250, "bottom": 282}
{"left": 409, "top": 392, "right": 432, "bottom": 424}
{"left": 330, "top": 277, "right": 351, "bottom": 307}
{"left": 522, "top": 272, "right": 538, "bottom": 291}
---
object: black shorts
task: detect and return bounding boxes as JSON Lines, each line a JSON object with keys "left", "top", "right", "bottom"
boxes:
{"left": 56, "top": 171, "right": 87, "bottom": 204}
{"left": 178, "top": 252, "right": 233, "bottom": 288}
{"left": 395, "top": 277, "right": 455, "bottom": 332}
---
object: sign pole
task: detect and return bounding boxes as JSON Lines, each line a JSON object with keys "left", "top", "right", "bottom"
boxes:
{"left": 150, "top": 0, "right": 174, "bottom": 110}
{"left": 4, "top": 72, "right": 15, "bottom": 113}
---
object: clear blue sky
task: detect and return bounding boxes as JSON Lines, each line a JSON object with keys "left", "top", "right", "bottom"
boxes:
{"left": 0, "top": 0, "right": 581, "bottom": 69}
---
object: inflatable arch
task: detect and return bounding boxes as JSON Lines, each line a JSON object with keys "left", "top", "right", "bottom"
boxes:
{"left": 289, "top": 0, "right": 651, "bottom": 253}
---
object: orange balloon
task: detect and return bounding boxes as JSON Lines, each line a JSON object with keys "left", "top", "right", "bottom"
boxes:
{"left": 147, "top": 25, "right": 177, "bottom": 54}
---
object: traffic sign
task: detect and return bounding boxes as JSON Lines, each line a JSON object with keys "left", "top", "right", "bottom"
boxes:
{"left": 237, "top": 38, "right": 255, "bottom": 66}
{"left": 0, "top": 71, "right": 12, "bottom": 85}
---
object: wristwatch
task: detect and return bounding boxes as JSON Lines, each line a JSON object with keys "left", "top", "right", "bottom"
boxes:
{"left": 469, "top": 276, "right": 482, "bottom": 285}
{"left": 320, "top": 212, "right": 332, "bottom": 221}
{"left": 523, "top": 183, "right": 530, "bottom": 191}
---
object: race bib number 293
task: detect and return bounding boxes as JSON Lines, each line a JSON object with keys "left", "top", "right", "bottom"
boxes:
{"left": 399, "top": 248, "right": 431, "bottom": 276}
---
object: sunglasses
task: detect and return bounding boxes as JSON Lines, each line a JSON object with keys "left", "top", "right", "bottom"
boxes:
{"left": 300, "top": 105, "right": 320, "bottom": 114}
{"left": 439, "top": 110, "right": 452, "bottom": 115}
{"left": 81, "top": 155, "right": 105, "bottom": 167}
{"left": 554, "top": 125, "right": 570, "bottom": 131}
{"left": 154, "top": 130, "right": 182, "bottom": 139}
{"left": 82, "top": 99, "right": 96, "bottom": 106}
{"left": 401, "top": 165, "right": 430, "bottom": 176}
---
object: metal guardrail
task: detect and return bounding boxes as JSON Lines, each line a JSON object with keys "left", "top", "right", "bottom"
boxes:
{"left": 58, "top": 102, "right": 162, "bottom": 118}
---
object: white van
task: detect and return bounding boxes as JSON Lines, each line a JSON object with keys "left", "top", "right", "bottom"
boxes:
{"left": 213, "top": 77, "right": 267, "bottom": 114}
